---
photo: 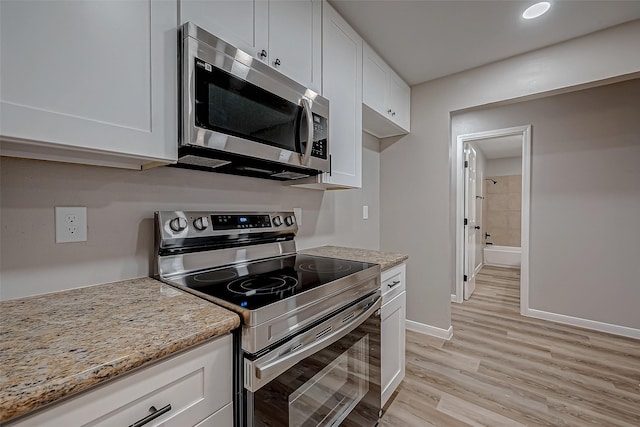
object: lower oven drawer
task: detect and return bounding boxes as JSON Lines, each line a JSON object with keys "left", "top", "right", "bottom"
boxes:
{"left": 244, "top": 293, "right": 382, "bottom": 427}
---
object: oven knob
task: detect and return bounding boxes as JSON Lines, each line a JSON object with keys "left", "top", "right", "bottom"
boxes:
{"left": 193, "top": 216, "right": 209, "bottom": 231}
{"left": 272, "top": 215, "right": 283, "bottom": 227}
{"left": 284, "top": 215, "right": 295, "bottom": 226}
{"left": 169, "top": 217, "right": 188, "bottom": 232}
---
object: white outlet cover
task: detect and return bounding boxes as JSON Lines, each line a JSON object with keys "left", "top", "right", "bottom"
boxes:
{"left": 55, "top": 207, "right": 87, "bottom": 243}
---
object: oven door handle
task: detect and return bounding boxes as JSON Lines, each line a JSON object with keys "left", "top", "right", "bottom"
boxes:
{"left": 245, "top": 294, "right": 381, "bottom": 393}
{"left": 300, "top": 97, "right": 314, "bottom": 167}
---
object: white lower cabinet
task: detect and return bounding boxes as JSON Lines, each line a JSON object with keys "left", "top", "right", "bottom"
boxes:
{"left": 380, "top": 263, "right": 406, "bottom": 406}
{"left": 194, "top": 403, "right": 233, "bottom": 427}
{"left": 7, "top": 335, "right": 233, "bottom": 427}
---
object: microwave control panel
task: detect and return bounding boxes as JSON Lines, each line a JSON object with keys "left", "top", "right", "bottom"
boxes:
{"left": 311, "top": 114, "right": 328, "bottom": 159}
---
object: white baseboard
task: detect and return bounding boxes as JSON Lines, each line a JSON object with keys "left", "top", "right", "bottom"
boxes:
{"left": 406, "top": 320, "right": 453, "bottom": 340}
{"left": 525, "top": 308, "right": 640, "bottom": 340}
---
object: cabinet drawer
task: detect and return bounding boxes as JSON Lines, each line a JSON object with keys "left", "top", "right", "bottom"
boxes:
{"left": 8, "top": 335, "right": 232, "bottom": 427}
{"left": 381, "top": 263, "right": 405, "bottom": 304}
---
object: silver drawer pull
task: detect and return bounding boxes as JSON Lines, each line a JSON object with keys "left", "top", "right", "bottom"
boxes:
{"left": 129, "top": 404, "right": 172, "bottom": 427}
{"left": 387, "top": 280, "right": 401, "bottom": 289}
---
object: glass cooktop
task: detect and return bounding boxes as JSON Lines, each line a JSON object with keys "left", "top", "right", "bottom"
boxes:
{"left": 177, "top": 254, "right": 377, "bottom": 311}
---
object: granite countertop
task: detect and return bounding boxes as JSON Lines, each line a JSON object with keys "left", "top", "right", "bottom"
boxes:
{"left": 0, "top": 277, "right": 240, "bottom": 424}
{"left": 300, "top": 245, "right": 408, "bottom": 271}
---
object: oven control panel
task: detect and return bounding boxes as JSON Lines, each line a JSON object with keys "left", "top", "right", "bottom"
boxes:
{"left": 157, "top": 211, "right": 297, "bottom": 239}
{"left": 212, "top": 214, "right": 271, "bottom": 230}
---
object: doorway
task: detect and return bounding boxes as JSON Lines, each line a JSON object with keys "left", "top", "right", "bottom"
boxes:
{"left": 453, "top": 125, "right": 531, "bottom": 315}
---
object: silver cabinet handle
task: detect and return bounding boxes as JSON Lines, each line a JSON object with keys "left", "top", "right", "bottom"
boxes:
{"left": 387, "top": 280, "right": 401, "bottom": 289}
{"left": 299, "top": 98, "right": 314, "bottom": 166}
{"left": 129, "top": 404, "right": 172, "bottom": 427}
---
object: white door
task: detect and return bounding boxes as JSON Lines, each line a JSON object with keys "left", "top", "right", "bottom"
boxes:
{"left": 464, "top": 145, "right": 477, "bottom": 299}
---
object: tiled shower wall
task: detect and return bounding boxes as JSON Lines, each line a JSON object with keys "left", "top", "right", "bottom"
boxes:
{"left": 483, "top": 175, "right": 521, "bottom": 247}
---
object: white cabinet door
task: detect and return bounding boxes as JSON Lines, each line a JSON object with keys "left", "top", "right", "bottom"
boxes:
{"left": 362, "top": 42, "right": 410, "bottom": 138}
{"left": 179, "top": 0, "right": 267, "bottom": 59}
{"left": 321, "top": 2, "right": 362, "bottom": 189}
{"left": 179, "top": 0, "right": 320, "bottom": 92}
{"left": 7, "top": 336, "right": 233, "bottom": 427}
{"left": 362, "top": 44, "right": 389, "bottom": 116}
{"left": 381, "top": 290, "right": 406, "bottom": 406}
{"left": 0, "top": 0, "right": 177, "bottom": 169}
{"left": 389, "top": 71, "right": 411, "bottom": 132}
{"left": 268, "top": 0, "right": 322, "bottom": 93}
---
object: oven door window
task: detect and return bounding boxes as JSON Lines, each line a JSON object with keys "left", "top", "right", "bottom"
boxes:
{"left": 248, "top": 315, "right": 381, "bottom": 427}
{"left": 193, "top": 59, "right": 307, "bottom": 154}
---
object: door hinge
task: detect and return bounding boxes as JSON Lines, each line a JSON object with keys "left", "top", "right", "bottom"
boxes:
{"left": 464, "top": 275, "right": 468, "bottom": 282}
{"left": 464, "top": 218, "right": 468, "bottom": 226}
{"left": 464, "top": 160, "right": 468, "bottom": 168}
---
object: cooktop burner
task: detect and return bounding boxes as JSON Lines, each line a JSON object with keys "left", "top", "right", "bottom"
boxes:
{"left": 193, "top": 270, "right": 239, "bottom": 283}
{"left": 178, "top": 254, "right": 376, "bottom": 311}
{"left": 297, "top": 260, "right": 353, "bottom": 274}
{"left": 226, "top": 275, "right": 299, "bottom": 297}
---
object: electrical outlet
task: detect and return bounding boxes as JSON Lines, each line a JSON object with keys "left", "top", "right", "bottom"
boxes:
{"left": 363, "top": 205, "right": 369, "bottom": 220}
{"left": 55, "top": 207, "right": 87, "bottom": 243}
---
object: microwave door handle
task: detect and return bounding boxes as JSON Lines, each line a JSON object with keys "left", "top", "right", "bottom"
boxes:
{"left": 300, "top": 98, "right": 314, "bottom": 166}
{"left": 246, "top": 295, "right": 381, "bottom": 393}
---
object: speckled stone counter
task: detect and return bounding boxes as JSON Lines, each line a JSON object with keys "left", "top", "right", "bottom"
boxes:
{"left": 300, "top": 246, "right": 408, "bottom": 271}
{"left": 0, "top": 277, "right": 240, "bottom": 424}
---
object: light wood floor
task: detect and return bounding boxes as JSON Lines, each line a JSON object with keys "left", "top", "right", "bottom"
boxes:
{"left": 380, "top": 266, "right": 640, "bottom": 426}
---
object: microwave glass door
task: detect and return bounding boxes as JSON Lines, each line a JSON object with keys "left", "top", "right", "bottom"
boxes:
{"left": 194, "top": 59, "right": 308, "bottom": 154}
{"left": 246, "top": 312, "right": 381, "bottom": 427}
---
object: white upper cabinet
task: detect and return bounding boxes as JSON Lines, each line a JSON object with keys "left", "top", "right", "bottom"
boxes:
{"left": 179, "top": 1, "right": 263, "bottom": 58}
{"left": 310, "top": 1, "right": 362, "bottom": 189}
{"left": 362, "top": 42, "right": 410, "bottom": 138}
{"left": 268, "top": 0, "right": 322, "bottom": 93}
{"left": 0, "top": 0, "right": 178, "bottom": 169}
{"left": 179, "top": 0, "right": 322, "bottom": 93}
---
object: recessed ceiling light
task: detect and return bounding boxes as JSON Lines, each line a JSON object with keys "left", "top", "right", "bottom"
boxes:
{"left": 522, "top": 2, "right": 551, "bottom": 20}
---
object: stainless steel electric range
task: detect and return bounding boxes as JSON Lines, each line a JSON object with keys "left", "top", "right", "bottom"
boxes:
{"left": 155, "top": 211, "right": 382, "bottom": 427}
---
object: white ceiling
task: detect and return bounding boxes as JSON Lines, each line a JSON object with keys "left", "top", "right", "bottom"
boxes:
{"left": 329, "top": 1, "right": 640, "bottom": 86}
{"left": 473, "top": 135, "right": 523, "bottom": 159}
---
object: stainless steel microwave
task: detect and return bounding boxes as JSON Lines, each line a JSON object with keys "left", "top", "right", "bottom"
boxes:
{"left": 177, "top": 23, "right": 330, "bottom": 181}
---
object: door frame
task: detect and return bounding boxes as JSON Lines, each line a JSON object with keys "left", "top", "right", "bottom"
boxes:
{"left": 453, "top": 125, "right": 531, "bottom": 316}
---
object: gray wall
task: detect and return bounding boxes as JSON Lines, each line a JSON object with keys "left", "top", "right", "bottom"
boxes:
{"left": 0, "top": 133, "right": 381, "bottom": 300}
{"left": 380, "top": 20, "right": 640, "bottom": 331}
{"left": 486, "top": 157, "right": 522, "bottom": 176}
{"left": 452, "top": 79, "right": 640, "bottom": 329}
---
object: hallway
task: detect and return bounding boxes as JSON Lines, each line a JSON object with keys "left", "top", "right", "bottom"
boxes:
{"left": 381, "top": 266, "right": 640, "bottom": 426}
